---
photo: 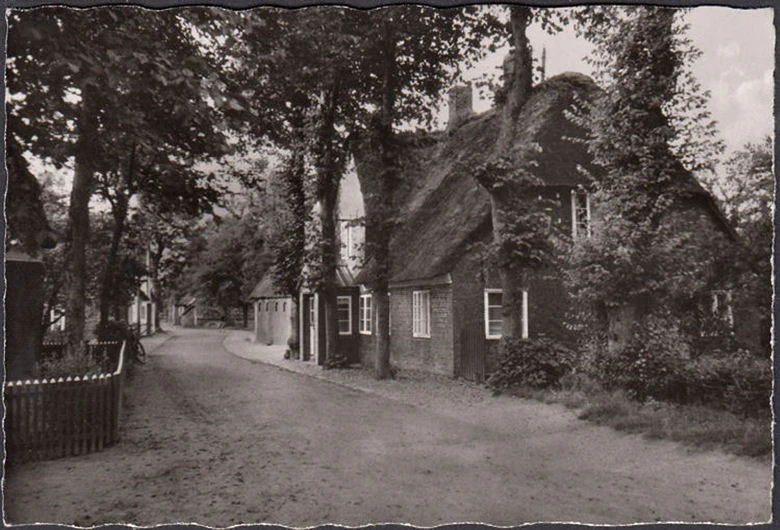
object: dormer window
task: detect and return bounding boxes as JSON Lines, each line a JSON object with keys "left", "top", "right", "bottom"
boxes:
{"left": 571, "top": 190, "right": 591, "bottom": 239}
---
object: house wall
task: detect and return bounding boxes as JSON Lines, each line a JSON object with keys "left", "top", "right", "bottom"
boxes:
{"left": 385, "top": 285, "right": 454, "bottom": 376}
{"left": 666, "top": 197, "right": 762, "bottom": 351}
{"left": 449, "top": 242, "right": 575, "bottom": 379}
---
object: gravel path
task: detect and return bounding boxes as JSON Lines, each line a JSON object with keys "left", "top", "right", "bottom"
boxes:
{"left": 4, "top": 327, "right": 771, "bottom": 526}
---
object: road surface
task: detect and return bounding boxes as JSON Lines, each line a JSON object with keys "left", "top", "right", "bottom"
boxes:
{"left": 4, "top": 328, "right": 771, "bottom": 526}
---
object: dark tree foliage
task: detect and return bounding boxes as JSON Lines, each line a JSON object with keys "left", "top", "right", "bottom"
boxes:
{"left": 7, "top": 7, "right": 235, "bottom": 349}
{"left": 565, "top": 6, "right": 728, "bottom": 356}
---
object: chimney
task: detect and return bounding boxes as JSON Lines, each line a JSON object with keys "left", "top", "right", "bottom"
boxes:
{"left": 446, "top": 84, "right": 473, "bottom": 131}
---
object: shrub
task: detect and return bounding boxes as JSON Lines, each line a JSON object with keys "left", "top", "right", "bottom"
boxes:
{"left": 95, "top": 319, "right": 133, "bottom": 342}
{"left": 585, "top": 313, "right": 771, "bottom": 417}
{"left": 38, "top": 350, "right": 105, "bottom": 379}
{"left": 587, "top": 315, "right": 689, "bottom": 402}
{"left": 487, "top": 335, "right": 575, "bottom": 392}
{"left": 683, "top": 348, "right": 771, "bottom": 417}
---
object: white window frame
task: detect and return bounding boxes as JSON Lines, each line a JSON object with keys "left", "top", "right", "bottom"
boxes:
{"left": 483, "top": 288, "right": 528, "bottom": 340}
{"left": 571, "top": 189, "right": 591, "bottom": 239}
{"left": 359, "top": 294, "right": 372, "bottom": 335}
{"left": 412, "top": 290, "right": 431, "bottom": 338}
{"left": 337, "top": 295, "right": 352, "bottom": 335}
{"left": 484, "top": 289, "right": 503, "bottom": 340}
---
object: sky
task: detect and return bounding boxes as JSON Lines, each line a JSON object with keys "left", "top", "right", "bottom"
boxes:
{"left": 457, "top": 6, "right": 774, "bottom": 157}
{"left": 25, "top": 5, "right": 775, "bottom": 205}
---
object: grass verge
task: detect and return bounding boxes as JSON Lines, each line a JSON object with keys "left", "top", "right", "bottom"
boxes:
{"left": 504, "top": 383, "right": 771, "bottom": 459}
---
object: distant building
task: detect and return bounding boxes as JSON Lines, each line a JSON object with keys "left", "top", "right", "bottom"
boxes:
{"left": 128, "top": 246, "right": 156, "bottom": 335}
{"left": 250, "top": 272, "right": 292, "bottom": 346}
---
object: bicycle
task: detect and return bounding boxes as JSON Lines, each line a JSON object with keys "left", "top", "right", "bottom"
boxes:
{"left": 95, "top": 319, "right": 148, "bottom": 365}
{"left": 127, "top": 327, "right": 147, "bottom": 364}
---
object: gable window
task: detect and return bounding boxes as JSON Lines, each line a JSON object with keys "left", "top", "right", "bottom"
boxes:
{"left": 359, "top": 294, "right": 372, "bottom": 335}
{"left": 571, "top": 190, "right": 591, "bottom": 239}
{"left": 484, "top": 288, "right": 528, "bottom": 339}
{"left": 412, "top": 290, "right": 431, "bottom": 338}
{"left": 337, "top": 296, "right": 352, "bottom": 335}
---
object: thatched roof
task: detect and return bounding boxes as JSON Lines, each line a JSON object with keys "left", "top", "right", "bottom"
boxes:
{"left": 355, "top": 73, "right": 599, "bottom": 284}
{"left": 355, "top": 72, "right": 729, "bottom": 285}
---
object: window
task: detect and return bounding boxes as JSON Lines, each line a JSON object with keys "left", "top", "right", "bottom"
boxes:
{"left": 412, "top": 290, "right": 431, "bottom": 338}
{"left": 484, "top": 289, "right": 503, "bottom": 339}
{"left": 711, "top": 290, "right": 734, "bottom": 329}
{"left": 275, "top": 302, "right": 279, "bottom": 311}
{"left": 337, "top": 296, "right": 352, "bottom": 335}
{"left": 265, "top": 302, "right": 270, "bottom": 311}
{"left": 571, "top": 190, "right": 591, "bottom": 239}
{"left": 484, "top": 289, "right": 528, "bottom": 339}
{"left": 359, "top": 294, "right": 372, "bottom": 335}
{"left": 283, "top": 302, "right": 287, "bottom": 312}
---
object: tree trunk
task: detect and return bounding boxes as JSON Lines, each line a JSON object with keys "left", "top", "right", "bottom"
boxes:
{"left": 320, "top": 181, "right": 341, "bottom": 366}
{"left": 65, "top": 84, "right": 99, "bottom": 353}
{"left": 98, "top": 194, "right": 128, "bottom": 329}
{"left": 500, "top": 6, "right": 534, "bottom": 147}
{"left": 476, "top": 6, "right": 534, "bottom": 340}
{"left": 371, "top": 19, "right": 397, "bottom": 379}
{"left": 288, "top": 296, "right": 300, "bottom": 357}
{"left": 149, "top": 241, "right": 164, "bottom": 332}
{"left": 313, "top": 80, "right": 345, "bottom": 368}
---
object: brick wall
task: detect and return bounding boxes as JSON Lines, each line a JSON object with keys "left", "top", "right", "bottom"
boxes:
{"left": 380, "top": 285, "right": 454, "bottom": 376}
{"left": 450, "top": 238, "right": 577, "bottom": 378}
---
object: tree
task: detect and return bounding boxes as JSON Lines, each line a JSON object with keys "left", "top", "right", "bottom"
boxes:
{"left": 267, "top": 147, "right": 307, "bottom": 355}
{"left": 176, "top": 200, "right": 271, "bottom": 323}
{"left": 710, "top": 137, "right": 773, "bottom": 351}
{"left": 213, "top": 10, "right": 357, "bottom": 366}
{"left": 227, "top": 7, "right": 501, "bottom": 372}
{"left": 348, "top": 6, "right": 502, "bottom": 378}
{"left": 565, "top": 6, "right": 726, "bottom": 354}
{"left": 7, "top": 7, "right": 234, "bottom": 350}
{"left": 472, "top": 6, "right": 566, "bottom": 341}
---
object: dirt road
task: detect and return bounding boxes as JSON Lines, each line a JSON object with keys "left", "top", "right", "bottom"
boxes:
{"left": 4, "top": 328, "right": 771, "bottom": 526}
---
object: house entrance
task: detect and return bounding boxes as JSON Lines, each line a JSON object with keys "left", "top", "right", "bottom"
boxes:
{"left": 458, "top": 322, "right": 487, "bottom": 382}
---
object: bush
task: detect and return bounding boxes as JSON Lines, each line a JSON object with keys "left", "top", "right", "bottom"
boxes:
{"left": 585, "top": 314, "right": 771, "bottom": 418}
{"left": 587, "top": 316, "right": 689, "bottom": 402}
{"left": 95, "top": 319, "right": 133, "bottom": 342}
{"left": 487, "top": 335, "right": 575, "bottom": 392}
{"left": 683, "top": 348, "right": 771, "bottom": 417}
{"left": 38, "top": 349, "right": 105, "bottom": 379}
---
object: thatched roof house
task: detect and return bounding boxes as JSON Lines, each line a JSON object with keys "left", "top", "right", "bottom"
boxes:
{"left": 304, "top": 71, "right": 735, "bottom": 380}
{"left": 347, "top": 73, "right": 606, "bottom": 377}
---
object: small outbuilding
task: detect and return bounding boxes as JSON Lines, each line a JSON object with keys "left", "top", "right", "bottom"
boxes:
{"left": 250, "top": 272, "right": 292, "bottom": 346}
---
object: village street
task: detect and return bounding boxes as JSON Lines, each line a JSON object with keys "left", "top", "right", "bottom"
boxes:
{"left": 4, "top": 328, "right": 771, "bottom": 527}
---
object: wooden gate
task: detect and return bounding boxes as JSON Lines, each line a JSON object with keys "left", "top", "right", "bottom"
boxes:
{"left": 458, "top": 322, "right": 487, "bottom": 382}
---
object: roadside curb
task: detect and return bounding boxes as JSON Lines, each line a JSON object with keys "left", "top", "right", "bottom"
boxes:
{"left": 220, "top": 331, "right": 400, "bottom": 399}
